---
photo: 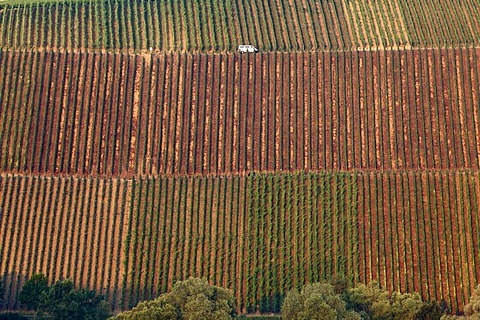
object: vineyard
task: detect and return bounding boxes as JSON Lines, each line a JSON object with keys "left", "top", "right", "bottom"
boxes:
{"left": 0, "top": 0, "right": 480, "bottom": 52}
{"left": 1, "top": 0, "right": 480, "bottom": 316}
{"left": 1, "top": 171, "right": 479, "bottom": 312}
{"left": 0, "top": 172, "right": 358, "bottom": 312}
{"left": 1, "top": 48, "right": 480, "bottom": 177}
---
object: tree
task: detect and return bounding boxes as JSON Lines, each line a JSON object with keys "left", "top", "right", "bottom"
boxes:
{"left": 415, "top": 301, "right": 447, "bottom": 320}
{"left": 464, "top": 286, "right": 480, "bottom": 318}
{"left": 18, "top": 274, "right": 49, "bottom": 312}
{"left": 346, "top": 282, "right": 424, "bottom": 320}
{"left": 281, "top": 281, "right": 444, "bottom": 320}
{"left": 111, "top": 277, "right": 236, "bottom": 320}
{"left": 38, "top": 280, "right": 109, "bottom": 320}
{"left": 281, "top": 282, "right": 361, "bottom": 320}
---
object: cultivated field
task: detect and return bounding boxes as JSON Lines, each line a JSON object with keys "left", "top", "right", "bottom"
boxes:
{"left": 356, "top": 170, "right": 480, "bottom": 311}
{"left": 0, "top": 0, "right": 479, "bottom": 52}
{"left": 1, "top": 171, "right": 479, "bottom": 312}
{"left": 1, "top": 0, "right": 480, "bottom": 316}
{"left": 1, "top": 48, "right": 479, "bottom": 177}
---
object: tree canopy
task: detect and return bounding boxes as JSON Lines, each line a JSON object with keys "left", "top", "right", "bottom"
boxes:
{"left": 111, "top": 277, "right": 236, "bottom": 320}
{"left": 282, "top": 280, "right": 446, "bottom": 320}
{"left": 281, "top": 282, "right": 361, "bottom": 320}
{"left": 18, "top": 274, "right": 48, "bottom": 311}
{"left": 39, "top": 280, "right": 109, "bottom": 320}
{"left": 18, "top": 275, "right": 109, "bottom": 320}
{"left": 346, "top": 282, "right": 424, "bottom": 320}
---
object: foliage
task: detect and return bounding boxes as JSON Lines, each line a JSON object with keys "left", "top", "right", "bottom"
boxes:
{"left": 38, "top": 280, "right": 109, "bottom": 320}
{"left": 346, "top": 282, "right": 425, "bottom": 320}
{"left": 329, "top": 275, "right": 350, "bottom": 296}
{"left": 281, "top": 282, "right": 361, "bottom": 320}
{"left": 464, "top": 286, "right": 480, "bottom": 317}
{"left": 18, "top": 274, "right": 49, "bottom": 311}
{"left": 414, "top": 301, "right": 447, "bottom": 320}
{"left": 111, "top": 277, "right": 236, "bottom": 320}
{"left": 281, "top": 281, "right": 447, "bottom": 319}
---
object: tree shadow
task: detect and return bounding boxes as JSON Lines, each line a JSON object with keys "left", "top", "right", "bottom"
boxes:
{"left": 0, "top": 272, "right": 26, "bottom": 311}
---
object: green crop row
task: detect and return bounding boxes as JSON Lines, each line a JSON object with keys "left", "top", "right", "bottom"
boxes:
{"left": 1, "top": 0, "right": 479, "bottom": 52}
{"left": 119, "top": 171, "right": 359, "bottom": 313}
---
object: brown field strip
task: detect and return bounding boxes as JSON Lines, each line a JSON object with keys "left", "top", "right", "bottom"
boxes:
{"left": 0, "top": 48, "right": 479, "bottom": 178}
{"left": 0, "top": 175, "right": 133, "bottom": 310}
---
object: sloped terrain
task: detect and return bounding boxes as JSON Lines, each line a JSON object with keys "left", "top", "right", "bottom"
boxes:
{"left": 1, "top": 0, "right": 480, "bottom": 314}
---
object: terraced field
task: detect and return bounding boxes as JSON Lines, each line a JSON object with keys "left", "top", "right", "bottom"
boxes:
{"left": 0, "top": 0, "right": 479, "bottom": 52}
{"left": 2, "top": 171, "right": 479, "bottom": 312}
{"left": 1, "top": 0, "right": 480, "bottom": 315}
{"left": 1, "top": 48, "right": 480, "bottom": 177}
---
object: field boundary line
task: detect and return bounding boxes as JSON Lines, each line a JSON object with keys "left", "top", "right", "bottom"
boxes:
{"left": 1, "top": 168, "right": 479, "bottom": 181}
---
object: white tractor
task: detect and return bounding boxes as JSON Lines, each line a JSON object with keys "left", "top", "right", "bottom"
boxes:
{"left": 238, "top": 45, "right": 259, "bottom": 53}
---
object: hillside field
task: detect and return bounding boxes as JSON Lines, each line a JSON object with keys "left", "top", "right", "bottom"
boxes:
{"left": 2, "top": 171, "right": 480, "bottom": 312}
{"left": 1, "top": 48, "right": 480, "bottom": 177}
{"left": 1, "top": 0, "right": 480, "bottom": 316}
